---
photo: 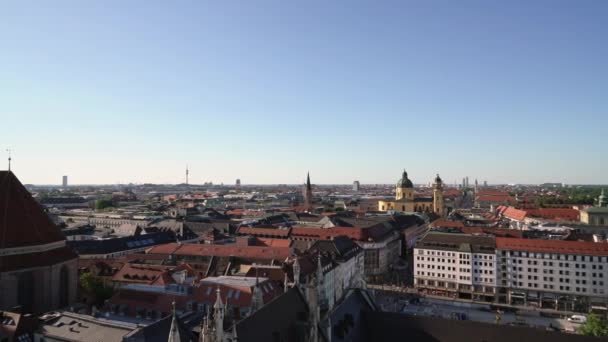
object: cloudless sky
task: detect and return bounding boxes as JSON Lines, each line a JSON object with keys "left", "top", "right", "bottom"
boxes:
{"left": 1, "top": 1, "right": 607, "bottom": 185}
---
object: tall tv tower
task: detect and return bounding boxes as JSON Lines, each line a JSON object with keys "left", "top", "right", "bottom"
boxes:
{"left": 186, "top": 165, "right": 189, "bottom": 185}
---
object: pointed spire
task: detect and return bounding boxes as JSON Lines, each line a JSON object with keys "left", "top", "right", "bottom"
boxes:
{"left": 214, "top": 286, "right": 223, "bottom": 309}
{"left": 231, "top": 323, "right": 238, "bottom": 342}
{"left": 251, "top": 266, "right": 264, "bottom": 312}
{"left": 168, "top": 301, "right": 181, "bottom": 342}
{"left": 306, "top": 172, "right": 311, "bottom": 189}
{"left": 213, "top": 285, "right": 225, "bottom": 342}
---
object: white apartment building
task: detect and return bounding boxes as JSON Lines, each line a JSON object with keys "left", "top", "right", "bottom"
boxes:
{"left": 495, "top": 237, "right": 608, "bottom": 311}
{"left": 414, "top": 232, "right": 608, "bottom": 312}
{"left": 414, "top": 233, "right": 497, "bottom": 301}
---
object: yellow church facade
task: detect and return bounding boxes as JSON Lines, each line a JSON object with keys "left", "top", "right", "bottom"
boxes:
{"left": 378, "top": 170, "right": 445, "bottom": 216}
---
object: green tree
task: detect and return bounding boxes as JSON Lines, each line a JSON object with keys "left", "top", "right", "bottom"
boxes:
{"left": 579, "top": 314, "right": 608, "bottom": 337}
{"left": 95, "top": 198, "right": 114, "bottom": 210}
{"left": 79, "top": 272, "right": 114, "bottom": 306}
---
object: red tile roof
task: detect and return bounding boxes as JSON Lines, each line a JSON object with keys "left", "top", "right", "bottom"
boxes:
{"left": 477, "top": 190, "right": 510, "bottom": 196}
{"left": 237, "top": 227, "right": 291, "bottom": 237}
{"left": 496, "top": 237, "right": 608, "bottom": 256}
{"left": 476, "top": 195, "right": 517, "bottom": 203}
{"left": 147, "top": 243, "right": 291, "bottom": 261}
{"left": 0, "top": 171, "right": 67, "bottom": 249}
{"left": 525, "top": 208, "right": 580, "bottom": 221}
{"left": 291, "top": 227, "right": 367, "bottom": 241}
{"left": 256, "top": 238, "right": 292, "bottom": 248}
{"left": 501, "top": 207, "right": 527, "bottom": 221}
{"left": 112, "top": 263, "right": 172, "bottom": 284}
{"left": 107, "top": 277, "right": 282, "bottom": 318}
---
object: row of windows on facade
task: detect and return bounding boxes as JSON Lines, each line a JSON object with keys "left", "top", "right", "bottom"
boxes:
{"left": 417, "top": 250, "right": 494, "bottom": 260}
{"left": 507, "top": 258, "right": 605, "bottom": 269}
{"left": 507, "top": 273, "right": 605, "bottom": 285}
{"left": 508, "top": 282, "right": 604, "bottom": 294}
{"left": 415, "top": 271, "right": 494, "bottom": 283}
{"left": 507, "top": 267, "right": 604, "bottom": 278}
{"left": 416, "top": 256, "right": 494, "bottom": 267}
{"left": 501, "top": 250, "right": 608, "bottom": 262}
{"left": 416, "top": 264, "right": 494, "bottom": 275}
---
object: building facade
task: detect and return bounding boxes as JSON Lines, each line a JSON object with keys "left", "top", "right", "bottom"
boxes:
{"left": 414, "top": 230, "right": 608, "bottom": 312}
{"left": 495, "top": 238, "right": 608, "bottom": 311}
{"left": 414, "top": 233, "right": 497, "bottom": 301}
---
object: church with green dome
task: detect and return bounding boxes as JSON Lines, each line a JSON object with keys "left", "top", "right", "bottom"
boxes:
{"left": 378, "top": 170, "right": 445, "bottom": 216}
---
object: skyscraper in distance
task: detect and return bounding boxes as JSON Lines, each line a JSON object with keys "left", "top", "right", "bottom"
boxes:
{"left": 62, "top": 175, "right": 68, "bottom": 187}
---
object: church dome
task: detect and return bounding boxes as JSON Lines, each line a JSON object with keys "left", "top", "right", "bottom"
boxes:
{"left": 397, "top": 170, "right": 413, "bottom": 188}
{"left": 435, "top": 174, "right": 443, "bottom": 184}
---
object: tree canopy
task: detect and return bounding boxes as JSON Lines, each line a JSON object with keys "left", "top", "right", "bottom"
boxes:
{"left": 579, "top": 314, "right": 608, "bottom": 337}
{"left": 80, "top": 272, "right": 114, "bottom": 306}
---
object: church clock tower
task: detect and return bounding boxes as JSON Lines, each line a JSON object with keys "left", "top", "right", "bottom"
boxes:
{"left": 433, "top": 174, "right": 445, "bottom": 216}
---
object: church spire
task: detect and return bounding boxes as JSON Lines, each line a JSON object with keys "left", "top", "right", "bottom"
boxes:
{"left": 213, "top": 286, "right": 224, "bottom": 342}
{"left": 303, "top": 172, "right": 313, "bottom": 212}
{"left": 307, "top": 172, "right": 312, "bottom": 190}
{"left": 251, "top": 266, "right": 263, "bottom": 312}
{"left": 231, "top": 323, "right": 238, "bottom": 342}
{"left": 167, "top": 301, "right": 181, "bottom": 342}
{"left": 293, "top": 257, "right": 300, "bottom": 287}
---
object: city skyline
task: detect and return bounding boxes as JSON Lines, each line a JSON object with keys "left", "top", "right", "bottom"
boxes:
{"left": 3, "top": 160, "right": 606, "bottom": 187}
{"left": 2, "top": 1, "right": 607, "bottom": 185}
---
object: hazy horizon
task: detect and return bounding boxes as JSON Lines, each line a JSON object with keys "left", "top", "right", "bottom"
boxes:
{"left": 2, "top": 1, "right": 607, "bottom": 185}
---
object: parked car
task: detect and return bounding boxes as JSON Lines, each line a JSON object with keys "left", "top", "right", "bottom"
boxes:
{"left": 567, "top": 315, "right": 587, "bottom": 324}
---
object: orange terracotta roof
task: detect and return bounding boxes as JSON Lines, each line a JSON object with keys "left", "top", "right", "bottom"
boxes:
{"left": 257, "top": 238, "right": 292, "bottom": 248}
{"left": 501, "top": 207, "right": 527, "bottom": 221}
{"left": 237, "top": 227, "right": 291, "bottom": 237}
{"left": 147, "top": 243, "right": 291, "bottom": 261}
{"left": 477, "top": 195, "right": 517, "bottom": 203}
{"left": 496, "top": 238, "right": 608, "bottom": 256}
{"left": 525, "top": 208, "right": 580, "bottom": 221}
{"left": 112, "top": 263, "right": 172, "bottom": 284}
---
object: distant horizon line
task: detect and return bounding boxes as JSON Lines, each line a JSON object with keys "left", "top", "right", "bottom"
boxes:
{"left": 24, "top": 182, "right": 608, "bottom": 187}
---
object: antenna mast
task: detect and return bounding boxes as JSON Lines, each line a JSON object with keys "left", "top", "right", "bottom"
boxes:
{"left": 6, "top": 148, "right": 11, "bottom": 171}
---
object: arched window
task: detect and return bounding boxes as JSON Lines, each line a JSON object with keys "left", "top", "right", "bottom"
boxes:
{"left": 59, "top": 265, "right": 70, "bottom": 307}
{"left": 402, "top": 206, "right": 405, "bottom": 211}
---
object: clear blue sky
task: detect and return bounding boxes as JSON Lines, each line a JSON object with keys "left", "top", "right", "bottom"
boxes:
{"left": 1, "top": 1, "right": 607, "bottom": 185}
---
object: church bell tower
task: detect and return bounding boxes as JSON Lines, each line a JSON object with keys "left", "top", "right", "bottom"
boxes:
{"left": 433, "top": 174, "right": 445, "bottom": 217}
